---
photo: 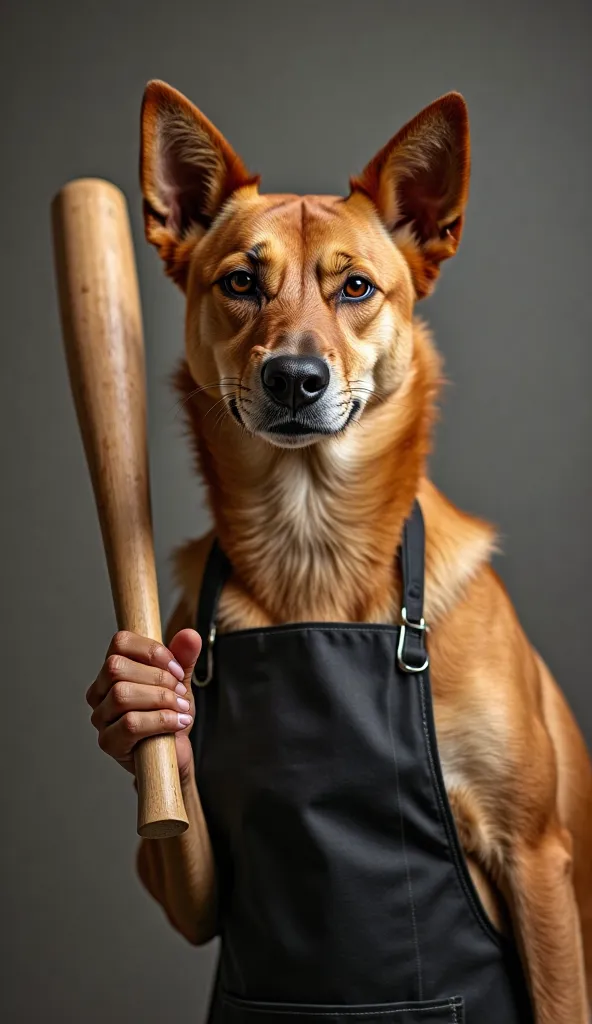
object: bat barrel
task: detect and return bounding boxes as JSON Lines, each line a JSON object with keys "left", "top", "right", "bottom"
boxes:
{"left": 52, "top": 178, "right": 188, "bottom": 838}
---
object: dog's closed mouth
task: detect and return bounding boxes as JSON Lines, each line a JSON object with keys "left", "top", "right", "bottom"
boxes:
{"left": 267, "top": 401, "right": 361, "bottom": 436}
{"left": 229, "top": 398, "right": 243, "bottom": 425}
{"left": 268, "top": 420, "right": 323, "bottom": 436}
{"left": 229, "top": 398, "right": 361, "bottom": 438}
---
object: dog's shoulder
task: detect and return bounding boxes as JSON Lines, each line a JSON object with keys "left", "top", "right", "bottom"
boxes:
{"left": 170, "top": 532, "right": 273, "bottom": 634}
{"left": 162, "top": 534, "right": 214, "bottom": 642}
{"left": 418, "top": 477, "right": 498, "bottom": 625}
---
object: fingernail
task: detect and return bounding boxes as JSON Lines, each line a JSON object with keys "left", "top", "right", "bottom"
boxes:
{"left": 177, "top": 713, "right": 193, "bottom": 727}
{"left": 176, "top": 697, "right": 190, "bottom": 712}
{"left": 175, "top": 681, "right": 187, "bottom": 696}
{"left": 168, "top": 659, "right": 184, "bottom": 681}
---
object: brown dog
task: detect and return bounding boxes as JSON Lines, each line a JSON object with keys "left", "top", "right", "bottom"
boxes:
{"left": 136, "top": 80, "right": 592, "bottom": 1022}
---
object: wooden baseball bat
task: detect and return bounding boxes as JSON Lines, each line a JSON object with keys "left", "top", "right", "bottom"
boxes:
{"left": 52, "top": 178, "right": 189, "bottom": 839}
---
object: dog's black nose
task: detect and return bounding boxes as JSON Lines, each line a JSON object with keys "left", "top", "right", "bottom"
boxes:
{"left": 262, "top": 356, "right": 330, "bottom": 411}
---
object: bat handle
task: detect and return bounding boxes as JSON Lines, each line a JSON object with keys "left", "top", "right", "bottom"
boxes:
{"left": 136, "top": 732, "right": 190, "bottom": 839}
{"left": 126, "top": 593, "right": 190, "bottom": 840}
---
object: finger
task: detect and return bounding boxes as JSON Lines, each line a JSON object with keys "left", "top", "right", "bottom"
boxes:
{"left": 97, "top": 707, "right": 193, "bottom": 762}
{"left": 91, "top": 679, "right": 193, "bottom": 729}
{"left": 86, "top": 631, "right": 185, "bottom": 709}
{"left": 88, "top": 655, "right": 187, "bottom": 712}
{"left": 168, "top": 629, "right": 203, "bottom": 687}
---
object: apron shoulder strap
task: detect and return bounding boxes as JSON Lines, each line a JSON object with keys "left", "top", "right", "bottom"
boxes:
{"left": 397, "top": 500, "right": 430, "bottom": 674}
{"left": 193, "top": 539, "right": 232, "bottom": 685}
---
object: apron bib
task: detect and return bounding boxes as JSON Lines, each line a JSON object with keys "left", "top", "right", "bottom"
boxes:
{"left": 190, "top": 503, "right": 533, "bottom": 1023}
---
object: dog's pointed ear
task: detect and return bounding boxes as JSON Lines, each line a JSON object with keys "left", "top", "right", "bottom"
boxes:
{"left": 350, "top": 93, "right": 470, "bottom": 298}
{"left": 140, "top": 80, "right": 259, "bottom": 285}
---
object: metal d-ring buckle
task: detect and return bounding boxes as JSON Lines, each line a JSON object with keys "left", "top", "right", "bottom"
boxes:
{"left": 192, "top": 624, "right": 217, "bottom": 687}
{"left": 397, "top": 605, "right": 430, "bottom": 674}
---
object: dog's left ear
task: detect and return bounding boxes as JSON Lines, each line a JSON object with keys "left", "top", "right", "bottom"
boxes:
{"left": 350, "top": 92, "right": 470, "bottom": 298}
{"left": 140, "top": 80, "right": 259, "bottom": 286}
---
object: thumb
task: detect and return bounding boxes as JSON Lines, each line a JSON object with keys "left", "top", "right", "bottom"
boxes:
{"left": 168, "top": 628, "right": 202, "bottom": 686}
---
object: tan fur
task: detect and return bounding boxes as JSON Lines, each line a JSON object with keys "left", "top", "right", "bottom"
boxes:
{"left": 140, "top": 81, "right": 592, "bottom": 1022}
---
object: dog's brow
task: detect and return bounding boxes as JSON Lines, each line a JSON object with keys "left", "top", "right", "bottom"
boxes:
{"left": 330, "top": 251, "right": 356, "bottom": 275}
{"left": 245, "top": 243, "right": 271, "bottom": 266}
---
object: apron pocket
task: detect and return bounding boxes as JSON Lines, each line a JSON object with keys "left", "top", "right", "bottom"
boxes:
{"left": 220, "top": 992, "right": 464, "bottom": 1024}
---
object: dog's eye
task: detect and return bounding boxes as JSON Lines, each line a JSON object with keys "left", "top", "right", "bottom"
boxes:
{"left": 223, "top": 271, "right": 257, "bottom": 297}
{"left": 342, "top": 276, "right": 374, "bottom": 301}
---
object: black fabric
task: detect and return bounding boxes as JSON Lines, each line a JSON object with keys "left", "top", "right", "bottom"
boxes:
{"left": 398, "top": 502, "right": 429, "bottom": 672}
{"left": 402, "top": 500, "right": 426, "bottom": 624}
{"left": 191, "top": 502, "right": 533, "bottom": 1023}
{"left": 193, "top": 540, "right": 232, "bottom": 684}
{"left": 218, "top": 992, "right": 465, "bottom": 1024}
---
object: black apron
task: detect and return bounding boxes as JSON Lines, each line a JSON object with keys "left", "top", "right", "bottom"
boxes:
{"left": 190, "top": 503, "right": 534, "bottom": 1024}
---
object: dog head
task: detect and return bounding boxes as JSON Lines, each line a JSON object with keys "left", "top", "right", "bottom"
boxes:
{"left": 140, "top": 81, "right": 469, "bottom": 449}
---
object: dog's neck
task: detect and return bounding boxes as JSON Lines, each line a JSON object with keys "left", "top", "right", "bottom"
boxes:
{"left": 176, "top": 320, "right": 441, "bottom": 623}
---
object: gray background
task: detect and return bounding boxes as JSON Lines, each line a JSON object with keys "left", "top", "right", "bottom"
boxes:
{"left": 1, "top": 0, "right": 590, "bottom": 1020}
